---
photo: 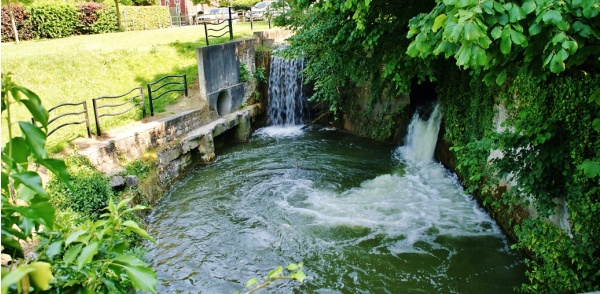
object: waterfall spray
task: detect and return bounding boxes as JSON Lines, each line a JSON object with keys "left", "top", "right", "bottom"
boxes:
{"left": 399, "top": 104, "right": 443, "bottom": 163}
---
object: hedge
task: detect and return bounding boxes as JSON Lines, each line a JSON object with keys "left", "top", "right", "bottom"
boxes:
{"left": 28, "top": 3, "right": 79, "bottom": 39}
{"left": 75, "top": 2, "right": 118, "bottom": 35}
{"left": 120, "top": 5, "right": 171, "bottom": 31}
{"left": 1, "top": 3, "right": 169, "bottom": 42}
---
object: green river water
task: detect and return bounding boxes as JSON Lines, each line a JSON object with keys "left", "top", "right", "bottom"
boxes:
{"left": 145, "top": 107, "right": 525, "bottom": 293}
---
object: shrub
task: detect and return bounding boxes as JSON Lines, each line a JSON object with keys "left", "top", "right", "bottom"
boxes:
{"left": 91, "top": 6, "right": 118, "bottom": 34}
{"left": 47, "top": 154, "right": 114, "bottom": 220}
{"left": 0, "top": 4, "right": 35, "bottom": 42}
{"left": 28, "top": 3, "right": 78, "bottom": 39}
{"left": 74, "top": 2, "right": 104, "bottom": 35}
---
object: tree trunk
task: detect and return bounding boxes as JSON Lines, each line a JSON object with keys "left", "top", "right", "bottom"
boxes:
{"left": 114, "top": 0, "right": 123, "bottom": 31}
{"left": 7, "top": 2, "right": 20, "bottom": 43}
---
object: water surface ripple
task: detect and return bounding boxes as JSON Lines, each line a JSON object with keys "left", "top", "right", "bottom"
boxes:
{"left": 146, "top": 126, "right": 524, "bottom": 293}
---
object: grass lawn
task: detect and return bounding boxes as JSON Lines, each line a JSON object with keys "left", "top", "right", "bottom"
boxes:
{"left": 1, "top": 21, "right": 272, "bottom": 149}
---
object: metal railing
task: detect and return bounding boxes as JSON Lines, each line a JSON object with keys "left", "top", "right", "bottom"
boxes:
{"left": 147, "top": 74, "right": 188, "bottom": 116}
{"left": 92, "top": 87, "right": 145, "bottom": 136}
{"left": 203, "top": 8, "right": 233, "bottom": 46}
{"left": 37, "top": 101, "right": 92, "bottom": 138}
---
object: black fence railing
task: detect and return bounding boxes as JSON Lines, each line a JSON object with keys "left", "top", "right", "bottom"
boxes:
{"left": 35, "top": 74, "right": 188, "bottom": 137}
{"left": 203, "top": 9, "right": 233, "bottom": 46}
{"left": 147, "top": 74, "right": 188, "bottom": 116}
{"left": 92, "top": 87, "right": 144, "bottom": 136}
{"left": 37, "top": 101, "right": 92, "bottom": 138}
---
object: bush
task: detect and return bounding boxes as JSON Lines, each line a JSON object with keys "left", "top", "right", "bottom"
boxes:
{"left": 91, "top": 6, "right": 118, "bottom": 34}
{"left": 1, "top": 4, "right": 35, "bottom": 42}
{"left": 75, "top": 2, "right": 105, "bottom": 35}
{"left": 28, "top": 3, "right": 78, "bottom": 39}
{"left": 47, "top": 154, "right": 114, "bottom": 220}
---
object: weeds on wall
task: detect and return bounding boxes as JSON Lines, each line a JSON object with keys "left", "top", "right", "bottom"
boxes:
{"left": 46, "top": 154, "right": 114, "bottom": 220}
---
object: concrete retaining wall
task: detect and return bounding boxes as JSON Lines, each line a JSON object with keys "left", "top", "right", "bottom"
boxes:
{"left": 253, "top": 29, "right": 295, "bottom": 46}
{"left": 197, "top": 38, "right": 257, "bottom": 117}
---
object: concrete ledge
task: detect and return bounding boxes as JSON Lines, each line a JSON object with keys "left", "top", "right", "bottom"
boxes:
{"left": 154, "top": 106, "right": 258, "bottom": 185}
{"left": 79, "top": 104, "right": 261, "bottom": 189}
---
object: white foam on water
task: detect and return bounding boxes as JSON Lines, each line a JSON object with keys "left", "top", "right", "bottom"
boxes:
{"left": 277, "top": 103, "right": 503, "bottom": 253}
{"left": 255, "top": 125, "right": 305, "bottom": 138}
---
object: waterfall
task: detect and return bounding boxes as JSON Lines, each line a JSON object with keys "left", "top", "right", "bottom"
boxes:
{"left": 267, "top": 56, "right": 309, "bottom": 126}
{"left": 398, "top": 104, "right": 443, "bottom": 163}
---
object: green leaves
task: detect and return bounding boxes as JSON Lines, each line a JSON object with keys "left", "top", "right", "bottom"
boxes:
{"left": 1, "top": 266, "right": 35, "bottom": 294}
{"left": 77, "top": 241, "right": 100, "bottom": 270}
{"left": 1, "top": 75, "right": 157, "bottom": 294}
{"left": 11, "top": 171, "right": 47, "bottom": 198}
{"left": 578, "top": 159, "right": 600, "bottom": 178}
{"left": 286, "top": 263, "right": 306, "bottom": 283}
{"left": 123, "top": 220, "right": 155, "bottom": 242}
{"left": 521, "top": 1, "right": 536, "bottom": 15}
{"left": 500, "top": 28, "right": 512, "bottom": 54}
{"left": 113, "top": 255, "right": 157, "bottom": 294}
{"left": 542, "top": 10, "right": 562, "bottom": 25}
{"left": 241, "top": 262, "right": 306, "bottom": 293}
{"left": 56, "top": 198, "right": 156, "bottom": 293}
{"left": 405, "top": 0, "right": 598, "bottom": 84}
{"left": 245, "top": 277, "right": 258, "bottom": 288}
{"left": 19, "top": 121, "right": 48, "bottom": 160}
{"left": 432, "top": 14, "right": 447, "bottom": 33}
{"left": 510, "top": 30, "right": 527, "bottom": 46}
{"left": 11, "top": 86, "right": 49, "bottom": 128}
{"left": 508, "top": 5, "right": 525, "bottom": 23}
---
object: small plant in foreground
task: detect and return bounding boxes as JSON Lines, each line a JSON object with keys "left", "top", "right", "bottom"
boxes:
{"left": 236, "top": 262, "right": 306, "bottom": 294}
{"left": 1, "top": 75, "right": 157, "bottom": 293}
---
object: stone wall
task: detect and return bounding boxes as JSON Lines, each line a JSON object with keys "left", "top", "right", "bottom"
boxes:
{"left": 80, "top": 109, "right": 208, "bottom": 175}
{"left": 336, "top": 83, "right": 411, "bottom": 144}
{"left": 155, "top": 106, "right": 258, "bottom": 186}
{"left": 80, "top": 105, "right": 261, "bottom": 192}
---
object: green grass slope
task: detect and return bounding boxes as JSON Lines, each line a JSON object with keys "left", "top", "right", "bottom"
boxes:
{"left": 1, "top": 22, "right": 270, "bottom": 149}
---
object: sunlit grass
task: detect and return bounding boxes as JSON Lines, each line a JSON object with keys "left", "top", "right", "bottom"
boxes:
{"left": 1, "top": 21, "right": 272, "bottom": 148}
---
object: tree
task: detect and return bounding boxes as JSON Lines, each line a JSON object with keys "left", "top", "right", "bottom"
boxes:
{"left": 405, "top": 0, "right": 600, "bottom": 85}
{"left": 281, "top": 0, "right": 435, "bottom": 113}
{"left": 191, "top": 0, "right": 211, "bottom": 5}
{"left": 114, "top": 0, "right": 122, "bottom": 31}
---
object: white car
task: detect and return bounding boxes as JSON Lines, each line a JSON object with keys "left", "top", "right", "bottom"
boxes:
{"left": 197, "top": 7, "right": 238, "bottom": 23}
{"left": 245, "top": 1, "right": 289, "bottom": 21}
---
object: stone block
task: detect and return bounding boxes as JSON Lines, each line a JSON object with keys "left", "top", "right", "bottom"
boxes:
{"left": 125, "top": 175, "right": 139, "bottom": 188}
{"left": 157, "top": 146, "right": 181, "bottom": 164}
{"left": 109, "top": 175, "right": 125, "bottom": 189}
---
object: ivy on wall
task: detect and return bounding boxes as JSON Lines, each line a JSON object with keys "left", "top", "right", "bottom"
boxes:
{"left": 444, "top": 70, "right": 600, "bottom": 293}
